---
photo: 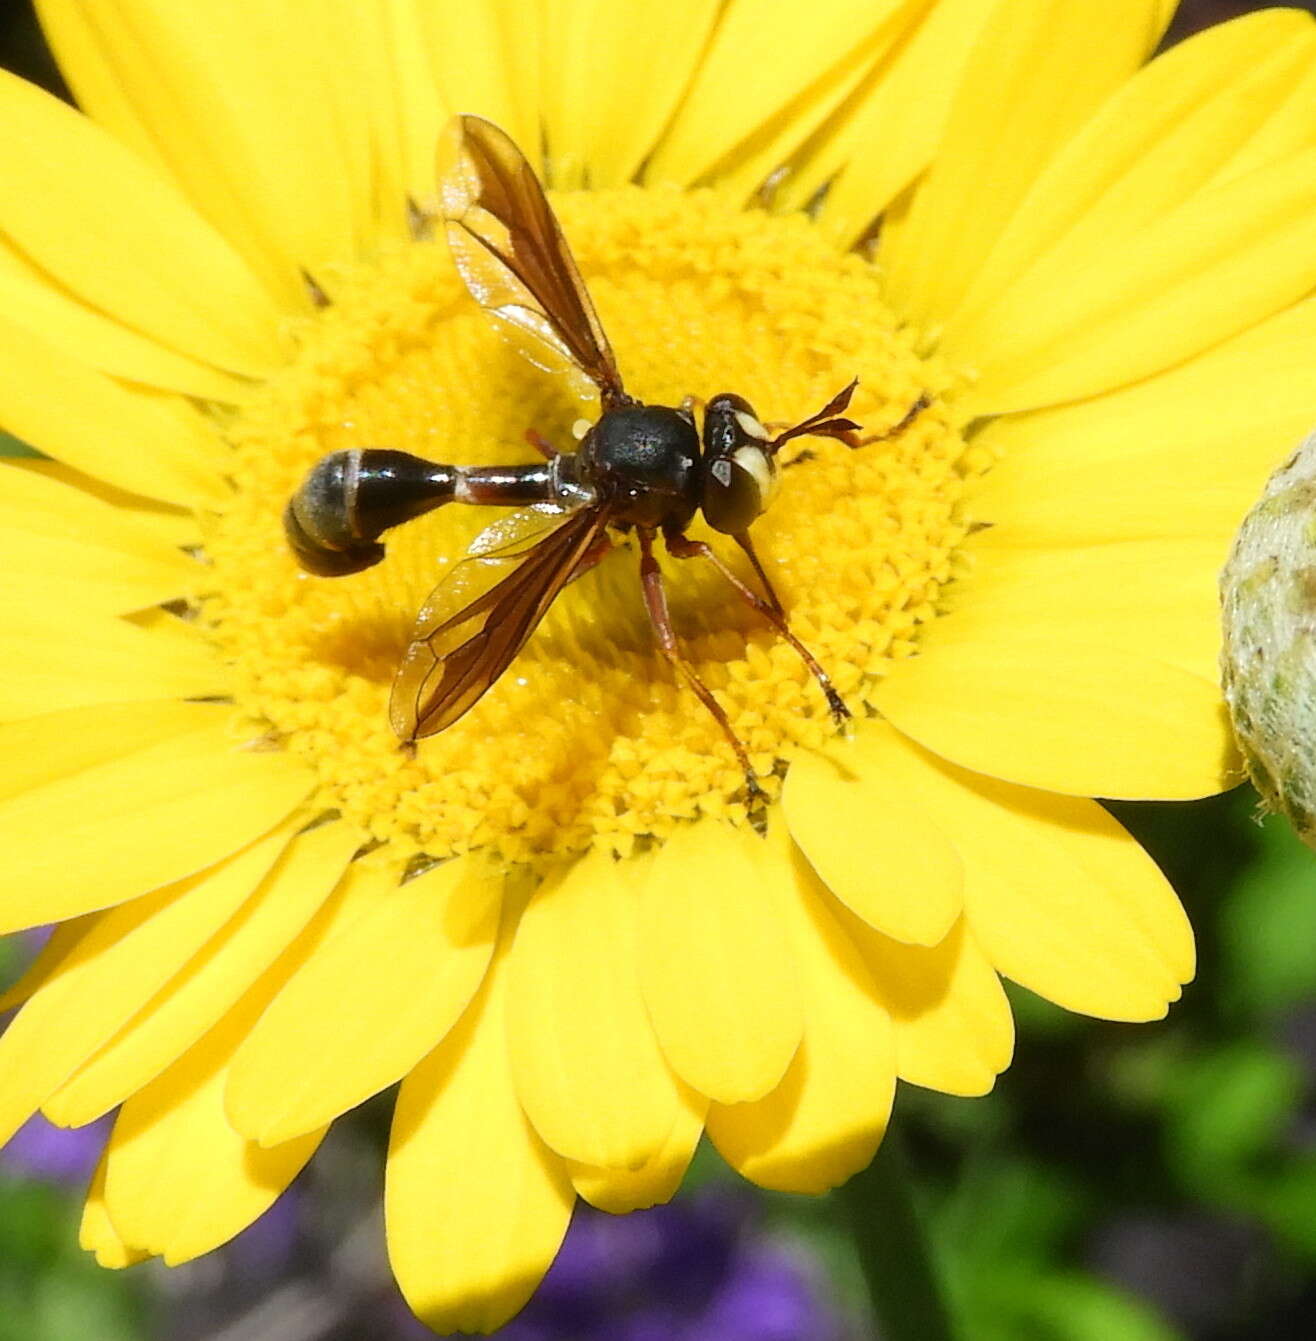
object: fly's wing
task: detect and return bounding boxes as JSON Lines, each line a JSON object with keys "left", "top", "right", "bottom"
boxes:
{"left": 439, "top": 114, "right": 628, "bottom": 408}
{"left": 390, "top": 504, "right": 608, "bottom": 742}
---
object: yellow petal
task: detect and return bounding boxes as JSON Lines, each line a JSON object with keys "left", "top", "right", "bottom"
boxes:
{"left": 34, "top": 0, "right": 168, "bottom": 175}
{"left": 540, "top": 0, "right": 720, "bottom": 188}
{"left": 638, "top": 825, "right": 802, "bottom": 1104}
{"left": 0, "top": 67, "right": 282, "bottom": 376}
{"left": 841, "top": 914, "right": 1013, "bottom": 1096}
{"left": 0, "top": 819, "right": 296, "bottom": 1149}
{"left": 647, "top": 0, "right": 913, "bottom": 189}
{"left": 0, "top": 704, "right": 314, "bottom": 933}
{"left": 32, "top": 2, "right": 271, "bottom": 300}
{"left": 0, "top": 235, "right": 251, "bottom": 401}
{"left": 313, "top": 3, "right": 443, "bottom": 244}
{"left": 80, "top": 1153, "right": 147, "bottom": 1269}
{"left": 103, "top": 994, "right": 323, "bottom": 1265}
{"left": 506, "top": 850, "right": 682, "bottom": 1170}
{"left": 782, "top": 745, "right": 962, "bottom": 945}
{"left": 387, "top": 946, "right": 574, "bottom": 1336}
{"left": 694, "top": 5, "right": 924, "bottom": 203}
{"left": 227, "top": 855, "right": 501, "bottom": 1146}
{"left": 47, "top": 3, "right": 365, "bottom": 299}
{"left": 784, "top": 0, "right": 998, "bottom": 245}
{"left": 0, "top": 316, "right": 223, "bottom": 508}
{"left": 0, "top": 608, "right": 221, "bottom": 720}
{"left": 955, "top": 145, "right": 1316, "bottom": 415}
{"left": 881, "top": 0, "right": 1172, "bottom": 330}
{"left": 849, "top": 724, "right": 1193, "bottom": 1020}
{"left": 568, "top": 1086, "right": 707, "bottom": 1214}
{"left": 0, "top": 460, "right": 198, "bottom": 615}
{"left": 306, "top": 3, "right": 388, "bottom": 244}
{"left": 947, "top": 10, "right": 1316, "bottom": 355}
{"left": 44, "top": 821, "right": 362, "bottom": 1128}
{"left": 943, "top": 539, "right": 1226, "bottom": 685}
{"left": 969, "top": 294, "right": 1316, "bottom": 546}
{"left": 874, "top": 629, "right": 1237, "bottom": 802}
{"left": 420, "top": 0, "right": 541, "bottom": 160}
{"left": 0, "top": 699, "right": 201, "bottom": 799}
{"left": 377, "top": 0, "right": 448, "bottom": 211}
{"left": 706, "top": 824, "right": 895, "bottom": 1193}
{"left": 95, "top": 848, "right": 391, "bottom": 1263}
{"left": 15, "top": 459, "right": 200, "bottom": 549}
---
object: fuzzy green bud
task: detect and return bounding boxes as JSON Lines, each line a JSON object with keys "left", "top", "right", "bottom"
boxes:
{"left": 1221, "top": 432, "right": 1316, "bottom": 843}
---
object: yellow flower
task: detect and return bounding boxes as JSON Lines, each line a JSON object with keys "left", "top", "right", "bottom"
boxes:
{"left": 1, "top": 0, "right": 1312, "bottom": 1331}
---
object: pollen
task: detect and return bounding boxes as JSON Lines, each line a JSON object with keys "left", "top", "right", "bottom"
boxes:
{"left": 201, "top": 187, "right": 975, "bottom": 868}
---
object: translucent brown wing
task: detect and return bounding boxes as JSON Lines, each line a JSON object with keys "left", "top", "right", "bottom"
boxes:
{"left": 439, "top": 114, "right": 628, "bottom": 407}
{"left": 390, "top": 504, "right": 609, "bottom": 742}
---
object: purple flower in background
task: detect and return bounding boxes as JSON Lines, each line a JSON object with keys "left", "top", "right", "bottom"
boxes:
{"left": 473, "top": 1190, "right": 849, "bottom": 1341}
{"left": 0, "top": 1111, "right": 108, "bottom": 1186}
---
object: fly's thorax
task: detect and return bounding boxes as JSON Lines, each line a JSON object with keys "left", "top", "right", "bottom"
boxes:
{"left": 700, "top": 392, "right": 778, "bottom": 534}
{"left": 578, "top": 403, "right": 702, "bottom": 528}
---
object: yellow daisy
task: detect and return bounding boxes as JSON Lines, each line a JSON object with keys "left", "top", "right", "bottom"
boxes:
{"left": 2, "top": 0, "right": 1312, "bottom": 1331}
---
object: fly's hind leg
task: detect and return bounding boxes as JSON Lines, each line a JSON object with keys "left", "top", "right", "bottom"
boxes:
{"left": 636, "top": 527, "right": 766, "bottom": 811}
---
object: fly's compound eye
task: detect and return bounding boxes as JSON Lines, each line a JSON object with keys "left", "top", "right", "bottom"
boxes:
{"left": 701, "top": 393, "right": 778, "bottom": 534}
{"left": 702, "top": 393, "right": 766, "bottom": 457}
{"left": 702, "top": 443, "right": 779, "bottom": 533}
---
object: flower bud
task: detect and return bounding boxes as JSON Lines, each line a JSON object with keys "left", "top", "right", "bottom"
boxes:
{"left": 1221, "top": 430, "right": 1316, "bottom": 844}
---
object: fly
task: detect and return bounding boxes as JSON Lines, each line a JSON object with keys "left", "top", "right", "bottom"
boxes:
{"left": 284, "top": 115, "right": 929, "bottom": 805}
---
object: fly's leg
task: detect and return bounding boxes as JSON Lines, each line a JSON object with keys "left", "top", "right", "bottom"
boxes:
{"left": 730, "top": 531, "right": 784, "bottom": 618}
{"left": 568, "top": 529, "right": 613, "bottom": 584}
{"left": 664, "top": 529, "right": 849, "bottom": 726}
{"left": 525, "top": 428, "right": 558, "bottom": 459}
{"left": 637, "top": 527, "right": 766, "bottom": 811}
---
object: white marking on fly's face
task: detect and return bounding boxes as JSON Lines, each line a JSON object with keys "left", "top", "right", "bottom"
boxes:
{"left": 733, "top": 444, "right": 778, "bottom": 507}
{"left": 453, "top": 467, "right": 475, "bottom": 504}
{"left": 733, "top": 409, "right": 770, "bottom": 442}
{"left": 572, "top": 418, "right": 592, "bottom": 441}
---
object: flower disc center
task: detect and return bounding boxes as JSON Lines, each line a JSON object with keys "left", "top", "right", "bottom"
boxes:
{"left": 203, "top": 187, "right": 970, "bottom": 866}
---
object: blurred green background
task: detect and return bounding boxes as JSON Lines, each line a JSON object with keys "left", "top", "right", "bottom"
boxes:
{"left": 4, "top": 2, "right": 1316, "bottom": 1337}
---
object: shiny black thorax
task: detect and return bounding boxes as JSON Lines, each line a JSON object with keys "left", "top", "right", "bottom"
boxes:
{"left": 578, "top": 404, "right": 701, "bottom": 530}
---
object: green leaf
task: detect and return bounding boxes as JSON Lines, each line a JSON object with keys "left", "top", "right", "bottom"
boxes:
{"left": 0, "top": 1179, "right": 66, "bottom": 1268}
{"left": 989, "top": 1271, "right": 1181, "bottom": 1341}
{"left": 935, "top": 1152, "right": 1091, "bottom": 1313}
{"left": 1219, "top": 811, "right": 1316, "bottom": 1021}
{"left": 31, "top": 1270, "right": 144, "bottom": 1341}
{"left": 1167, "top": 1043, "right": 1300, "bottom": 1194}
{"left": 1249, "top": 1158, "right": 1316, "bottom": 1258}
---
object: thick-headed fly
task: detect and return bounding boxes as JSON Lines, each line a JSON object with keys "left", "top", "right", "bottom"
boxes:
{"left": 284, "top": 115, "right": 929, "bottom": 803}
